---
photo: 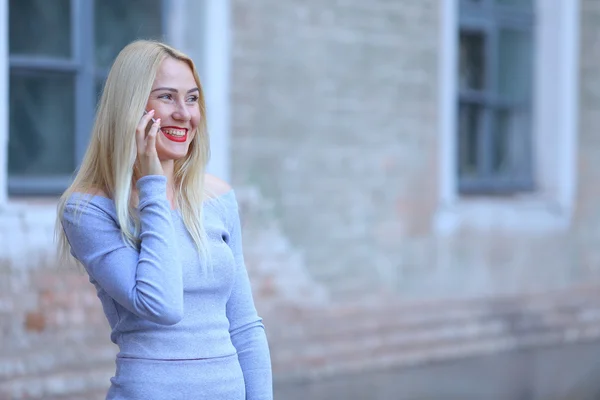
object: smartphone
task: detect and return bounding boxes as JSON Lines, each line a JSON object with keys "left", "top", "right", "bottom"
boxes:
{"left": 143, "top": 110, "right": 157, "bottom": 136}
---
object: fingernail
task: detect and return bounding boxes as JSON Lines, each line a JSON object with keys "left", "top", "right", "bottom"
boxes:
{"left": 156, "top": 118, "right": 161, "bottom": 124}
{"left": 149, "top": 109, "right": 155, "bottom": 114}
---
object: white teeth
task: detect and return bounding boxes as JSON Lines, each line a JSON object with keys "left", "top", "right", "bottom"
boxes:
{"left": 162, "top": 129, "right": 185, "bottom": 137}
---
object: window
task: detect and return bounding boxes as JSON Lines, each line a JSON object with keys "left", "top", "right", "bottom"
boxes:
{"left": 436, "top": 0, "right": 579, "bottom": 233}
{"left": 457, "top": 0, "right": 535, "bottom": 194}
{"left": 8, "top": 0, "right": 166, "bottom": 196}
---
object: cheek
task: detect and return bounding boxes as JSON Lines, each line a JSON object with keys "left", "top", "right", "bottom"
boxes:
{"left": 191, "top": 112, "right": 201, "bottom": 128}
{"left": 145, "top": 101, "right": 166, "bottom": 119}
{"left": 145, "top": 99, "right": 158, "bottom": 111}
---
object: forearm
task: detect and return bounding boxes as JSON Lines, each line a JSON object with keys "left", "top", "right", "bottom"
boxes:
{"left": 62, "top": 175, "right": 184, "bottom": 325}
{"left": 231, "top": 323, "right": 273, "bottom": 400}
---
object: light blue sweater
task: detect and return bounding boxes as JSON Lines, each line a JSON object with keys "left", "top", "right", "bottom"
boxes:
{"left": 61, "top": 175, "right": 272, "bottom": 399}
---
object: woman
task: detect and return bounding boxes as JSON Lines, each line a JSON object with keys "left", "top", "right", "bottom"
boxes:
{"left": 55, "top": 40, "right": 273, "bottom": 399}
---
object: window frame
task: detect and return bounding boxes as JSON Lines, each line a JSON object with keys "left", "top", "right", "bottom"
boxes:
{"left": 457, "top": 0, "right": 536, "bottom": 195}
{"left": 0, "top": 0, "right": 230, "bottom": 209}
{"left": 436, "top": 0, "right": 580, "bottom": 234}
{"left": 7, "top": 0, "right": 169, "bottom": 196}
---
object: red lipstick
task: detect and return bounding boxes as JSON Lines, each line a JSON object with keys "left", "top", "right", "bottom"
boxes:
{"left": 160, "top": 126, "right": 188, "bottom": 143}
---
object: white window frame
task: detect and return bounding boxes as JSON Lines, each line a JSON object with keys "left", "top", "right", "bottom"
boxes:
{"left": 168, "top": 0, "right": 231, "bottom": 182}
{"left": 435, "top": 0, "right": 580, "bottom": 234}
{"left": 0, "top": 0, "right": 230, "bottom": 210}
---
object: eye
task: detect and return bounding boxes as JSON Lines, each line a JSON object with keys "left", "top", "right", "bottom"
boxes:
{"left": 187, "top": 95, "right": 199, "bottom": 103}
{"left": 158, "top": 93, "right": 173, "bottom": 100}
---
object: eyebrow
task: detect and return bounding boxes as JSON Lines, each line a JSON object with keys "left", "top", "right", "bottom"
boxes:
{"left": 151, "top": 87, "right": 199, "bottom": 94}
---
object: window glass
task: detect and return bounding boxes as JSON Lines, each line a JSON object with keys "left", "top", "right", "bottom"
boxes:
{"left": 458, "top": 103, "right": 483, "bottom": 178}
{"left": 9, "top": 72, "right": 76, "bottom": 176}
{"left": 496, "top": 0, "right": 533, "bottom": 8}
{"left": 459, "top": 31, "right": 486, "bottom": 91}
{"left": 95, "top": 0, "right": 163, "bottom": 69}
{"left": 497, "top": 28, "right": 533, "bottom": 101}
{"left": 8, "top": 0, "right": 166, "bottom": 194}
{"left": 9, "top": 0, "right": 71, "bottom": 58}
{"left": 457, "top": 4, "right": 535, "bottom": 191}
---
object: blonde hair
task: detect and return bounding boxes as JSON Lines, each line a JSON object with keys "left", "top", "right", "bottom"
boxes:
{"left": 55, "top": 39, "right": 211, "bottom": 266}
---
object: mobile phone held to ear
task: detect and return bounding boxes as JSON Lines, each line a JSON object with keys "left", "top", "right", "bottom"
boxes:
{"left": 143, "top": 110, "right": 157, "bottom": 136}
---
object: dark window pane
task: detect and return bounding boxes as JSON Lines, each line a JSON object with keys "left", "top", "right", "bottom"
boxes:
{"left": 495, "top": 0, "right": 533, "bottom": 8}
{"left": 460, "top": 0, "right": 484, "bottom": 5}
{"left": 9, "top": 0, "right": 71, "bottom": 58}
{"left": 497, "top": 28, "right": 533, "bottom": 102}
{"left": 491, "top": 108, "right": 531, "bottom": 177}
{"left": 458, "top": 1, "right": 534, "bottom": 192}
{"left": 9, "top": 72, "right": 75, "bottom": 176}
{"left": 95, "top": 0, "right": 164, "bottom": 68}
{"left": 458, "top": 103, "right": 483, "bottom": 178}
{"left": 459, "top": 31, "right": 486, "bottom": 91}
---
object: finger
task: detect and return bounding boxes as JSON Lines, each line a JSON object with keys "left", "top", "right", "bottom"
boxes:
{"left": 136, "top": 110, "right": 155, "bottom": 149}
{"left": 139, "top": 109, "right": 155, "bottom": 130}
{"left": 145, "top": 118, "right": 161, "bottom": 153}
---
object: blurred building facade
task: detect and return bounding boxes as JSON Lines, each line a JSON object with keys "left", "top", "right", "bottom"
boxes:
{"left": 2, "top": 0, "right": 600, "bottom": 398}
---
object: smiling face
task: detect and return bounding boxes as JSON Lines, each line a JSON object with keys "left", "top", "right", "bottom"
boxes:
{"left": 146, "top": 57, "right": 201, "bottom": 162}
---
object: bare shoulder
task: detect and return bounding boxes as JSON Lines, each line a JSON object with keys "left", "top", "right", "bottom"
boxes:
{"left": 204, "top": 173, "right": 233, "bottom": 198}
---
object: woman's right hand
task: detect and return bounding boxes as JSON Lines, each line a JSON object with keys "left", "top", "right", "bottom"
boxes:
{"left": 136, "top": 109, "right": 163, "bottom": 176}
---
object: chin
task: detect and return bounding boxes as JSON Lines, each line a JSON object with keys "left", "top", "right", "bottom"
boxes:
{"left": 158, "top": 152, "right": 190, "bottom": 162}
{"left": 157, "top": 136, "right": 194, "bottom": 160}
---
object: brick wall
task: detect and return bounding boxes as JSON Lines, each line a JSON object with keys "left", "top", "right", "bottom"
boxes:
{"left": 230, "top": 0, "right": 600, "bottom": 384}
{"left": 2, "top": 0, "right": 600, "bottom": 398}
{"left": 230, "top": 0, "right": 600, "bottom": 295}
{"left": 239, "top": 185, "right": 600, "bottom": 383}
{"left": 0, "top": 203, "right": 116, "bottom": 399}
{"left": 3, "top": 191, "right": 600, "bottom": 398}
{"left": 231, "top": 0, "right": 440, "bottom": 300}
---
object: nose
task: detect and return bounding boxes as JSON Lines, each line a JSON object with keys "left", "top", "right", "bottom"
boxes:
{"left": 172, "top": 102, "right": 191, "bottom": 122}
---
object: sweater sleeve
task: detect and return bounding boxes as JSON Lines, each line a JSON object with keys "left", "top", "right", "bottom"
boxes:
{"left": 61, "top": 175, "right": 184, "bottom": 326}
{"left": 224, "top": 192, "right": 273, "bottom": 400}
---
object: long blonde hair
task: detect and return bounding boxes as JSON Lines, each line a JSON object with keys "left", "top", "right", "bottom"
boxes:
{"left": 55, "top": 39, "right": 210, "bottom": 266}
